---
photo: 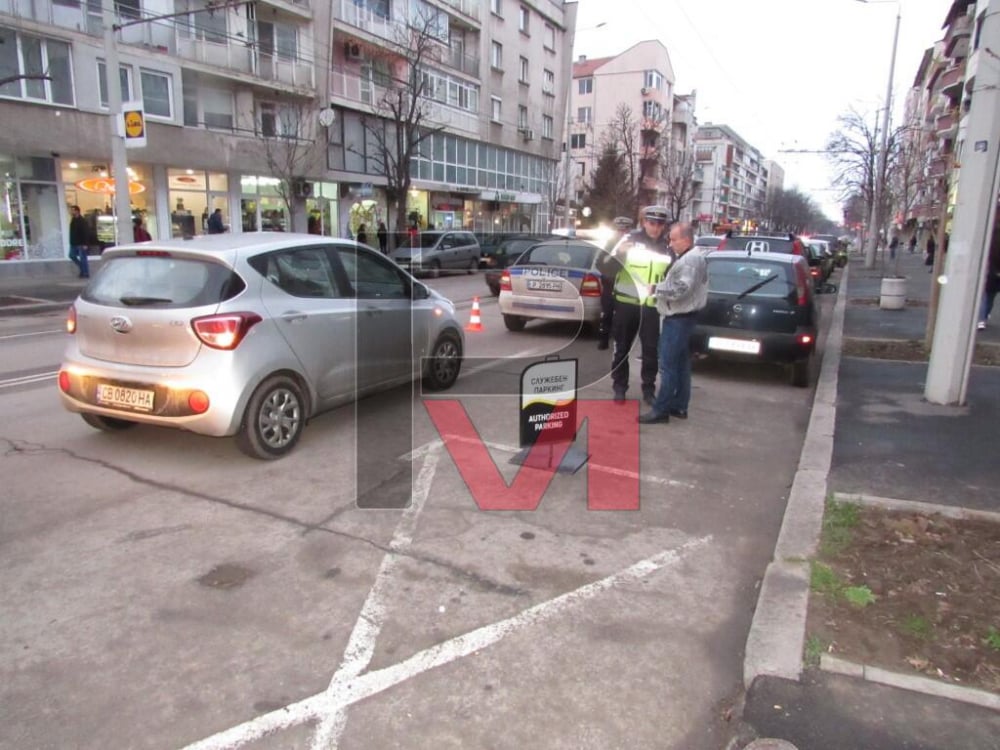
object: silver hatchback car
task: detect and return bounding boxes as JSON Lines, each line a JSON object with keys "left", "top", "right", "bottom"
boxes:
{"left": 58, "top": 234, "right": 464, "bottom": 459}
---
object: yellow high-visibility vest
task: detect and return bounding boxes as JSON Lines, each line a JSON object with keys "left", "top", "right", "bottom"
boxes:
{"left": 613, "top": 243, "right": 672, "bottom": 306}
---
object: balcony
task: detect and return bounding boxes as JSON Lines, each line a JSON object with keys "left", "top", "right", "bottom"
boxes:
{"left": 436, "top": 0, "right": 481, "bottom": 23}
{"left": 944, "top": 12, "right": 971, "bottom": 58}
{"left": 329, "top": 64, "right": 478, "bottom": 136}
{"left": 174, "top": 35, "right": 315, "bottom": 90}
{"left": 939, "top": 63, "right": 964, "bottom": 101}
{"left": 334, "top": 0, "right": 403, "bottom": 44}
{"left": 442, "top": 45, "right": 480, "bottom": 77}
{"left": 928, "top": 156, "right": 949, "bottom": 178}
{"left": 935, "top": 109, "right": 957, "bottom": 137}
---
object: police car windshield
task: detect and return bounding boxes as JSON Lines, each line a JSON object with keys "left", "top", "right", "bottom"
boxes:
{"left": 518, "top": 243, "right": 598, "bottom": 268}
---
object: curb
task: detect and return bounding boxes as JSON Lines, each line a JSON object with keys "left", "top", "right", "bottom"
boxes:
{"left": 819, "top": 654, "right": 1000, "bottom": 711}
{"left": 832, "top": 492, "right": 1000, "bottom": 524}
{"left": 742, "top": 263, "right": 848, "bottom": 687}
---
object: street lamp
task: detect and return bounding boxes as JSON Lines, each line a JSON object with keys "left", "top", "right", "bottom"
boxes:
{"left": 859, "top": 0, "right": 902, "bottom": 269}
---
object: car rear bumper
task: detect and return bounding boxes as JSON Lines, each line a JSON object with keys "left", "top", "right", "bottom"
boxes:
{"left": 691, "top": 324, "right": 816, "bottom": 363}
{"left": 498, "top": 294, "right": 601, "bottom": 324}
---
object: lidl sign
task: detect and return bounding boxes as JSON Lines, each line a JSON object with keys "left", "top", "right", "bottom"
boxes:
{"left": 121, "top": 101, "right": 147, "bottom": 149}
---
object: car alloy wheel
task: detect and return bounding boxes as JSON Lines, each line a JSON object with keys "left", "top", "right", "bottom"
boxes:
{"left": 237, "top": 375, "right": 306, "bottom": 459}
{"left": 424, "top": 334, "right": 462, "bottom": 390}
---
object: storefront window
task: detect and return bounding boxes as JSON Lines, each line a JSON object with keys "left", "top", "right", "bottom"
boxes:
{"left": 63, "top": 160, "right": 155, "bottom": 247}
{"left": 241, "top": 175, "right": 286, "bottom": 232}
{"left": 168, "top": 169, "right": 228, "bottom": 237}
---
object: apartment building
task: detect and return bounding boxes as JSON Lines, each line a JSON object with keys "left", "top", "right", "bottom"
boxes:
{"left": 692, "top": 123, "right": 770, "bottom": 234}
{"left": 0, "top": 0, "right": 576, "bottom": 260}
{"left": 566, "top": 40, "right": 681, "bottom": 219}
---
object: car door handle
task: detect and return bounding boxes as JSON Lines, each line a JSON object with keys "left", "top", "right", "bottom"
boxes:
{"left": 282, "top": 312, "right": 308, "bottom": 323}
{"left": 363, "top": 304, "right": 382, "bottom": 317}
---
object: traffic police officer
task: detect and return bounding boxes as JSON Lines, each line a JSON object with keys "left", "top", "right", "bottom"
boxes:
{"left": 601, "top": 205, "right": 673, "bottom": 404}
{"left": 596, "top": 216, "right": 636, "bottom": 350}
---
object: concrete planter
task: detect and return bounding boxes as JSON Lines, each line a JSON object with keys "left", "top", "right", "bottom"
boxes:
{"left": 879, "top": 276, "right": 907, "bottom": 310}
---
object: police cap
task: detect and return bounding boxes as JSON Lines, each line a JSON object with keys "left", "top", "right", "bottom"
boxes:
{"left": 641, "top": 205, "right": 670, "bottom": 223}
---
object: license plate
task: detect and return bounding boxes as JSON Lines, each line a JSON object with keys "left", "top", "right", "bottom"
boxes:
{"left": 96, "top": 383, "right": 155, "bottom": 411}
{"left": 708, "top": 336, "right": 761, "bottom": 355}
{"left": 527, "top": 279, "right": 563, "bottom": 292}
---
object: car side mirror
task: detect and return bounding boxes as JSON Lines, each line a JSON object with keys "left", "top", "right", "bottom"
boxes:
{"left": 411, "top": 283, "right": 429, "bottom": 300}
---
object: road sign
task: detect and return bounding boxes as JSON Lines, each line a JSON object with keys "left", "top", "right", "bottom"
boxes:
{"left": 122, "top": 101, "right": 147, "bottom": 149}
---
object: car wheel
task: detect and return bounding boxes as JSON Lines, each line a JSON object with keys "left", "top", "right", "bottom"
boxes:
{"left": 488, "top": 282, "right": 500, "bottom": 297}
{"left": 790, "top": 357, "right": 811, "bottom": 388}
{"left": 428, "top": 259, "right": 442, "bottom": 278}
{"left": 237, "top": 375, "right": 306, "bottom": 460}
{"left": 467, "top": 258, "right": 478, "bottom": 274}
{"left": 423, "top": 333, "right": 462, "bottom": 391}
{"left": 81, "top": 413, "right": 136, "bottom": 431}
{"left": 503, "top": 314, "right": 527, "bottom": 332}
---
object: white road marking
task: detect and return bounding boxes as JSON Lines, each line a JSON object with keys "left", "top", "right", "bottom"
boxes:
{"left": 404, "top": 435, "right": 694, "bottom": 489}
{"left": 181, "top": 534, "right": 711, "bottom": 750}
{"left": 0, "top": 371, "right": 57, "bottom": 389}
{"left": 0, "top": 328, "right": 63, "bottom": 340}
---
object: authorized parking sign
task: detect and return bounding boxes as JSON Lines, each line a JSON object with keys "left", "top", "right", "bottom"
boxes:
{"left": 519, "top": 357, "right": 577, "bottom": 447}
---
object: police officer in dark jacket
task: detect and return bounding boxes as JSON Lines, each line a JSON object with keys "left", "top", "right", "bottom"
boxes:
{"left": 599, "top": 205, "right": 674, "bottom": 404}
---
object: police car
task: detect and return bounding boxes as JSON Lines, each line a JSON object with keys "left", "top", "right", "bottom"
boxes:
{"left": 497, "top": 238, "right": 605, "bottom": 332}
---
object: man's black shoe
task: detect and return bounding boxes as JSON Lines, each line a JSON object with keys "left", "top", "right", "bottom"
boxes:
{"left": 613, "top": 388, "right": 627, "bottom": 404}
{"left": 637, "top": 411, "right": 670, "bottom": 424}
{"left": 642, "top": 390, "right": 655, "bottom": 406}
{"left": 669, "top": 410, "right": 688, "bottom": 419}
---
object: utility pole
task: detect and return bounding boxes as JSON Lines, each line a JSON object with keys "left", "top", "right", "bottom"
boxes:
{"left": 103, "top": 0, "right": 132, "bottom": 246}
{"left": 864, "top": 8, "right": 901, "bottom": 268}
{"left": 925, "top": 0, "right": 1000, "bottom": 405}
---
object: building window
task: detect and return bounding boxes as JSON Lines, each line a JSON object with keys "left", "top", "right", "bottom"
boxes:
{"left": 542, "top": 115, "right": 553, "bottom": 139}
{"left": 490, "top": 96, "right": 502, "bottom": 123}
{"left": 257, "top": 21, "right": 298, "bottom": 62}
{"left": 518, "top": 105, "right": 528, "bottom": 129}
{"left": 177, "top": 0, "right": 227, "bottom": 44}
{"left": 203, "top": 88, "right": 234, "bottom": 130}
{"left": 519, "top": 5, "right": 529, "bottom": 33}
{"left": 0, "top": 29, "right": 74, "bottom": 105}
{"left": 490, "top": 0, "right": 502, "bottom": 17}
{"left": 97, "top": 60, "right": 134, "bottom": 107}
{"left": 542, "top": 69, "right": 554, "bottom": 95}
{"left": 576, "top": 162, "right": 586, "bottom": 177}
{"left": 519, "top": 56, "right": 529, "bottom": 83}
{"left": 259, "top": 101, "right": 298, "bottom": 138}
{"left": 570, "top": 133, "right": 586, "bottom": 149}
{"left": 115, "top": 0, "right": 141, "bottom": 20}
{"left": 577, "top": 107, "right": 591, "bottom": 124}
{"left": 644, "top": 70, "right": 663, "bottom": 90}
{"left": 642, "top": 101, "right": 662, "bottom": 119}
{"left": 544, "top": 23, "right": 555, "bottom": 50}
{"left": 491, "top": 41, "right": 502, "bottom": 69}
{"left": 578, "top": 77, "right": 592, "bottom": 95}
{"left": 140, "top": 70, "right": 172, "bottom": 118}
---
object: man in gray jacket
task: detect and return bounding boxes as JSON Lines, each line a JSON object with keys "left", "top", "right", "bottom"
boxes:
{"left": 638, "top": 222, "right": 709, "bottom": 424}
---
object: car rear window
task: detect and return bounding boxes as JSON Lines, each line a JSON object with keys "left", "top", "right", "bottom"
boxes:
{"left": 83, "top": 256, "right": 245, "bottom": 308}
{"left": 721, "top": 236, "right": 797, "bottom": 254}
{"left": 707, "top": 258, "right": 795, "bottom": 298}
{"left": 517, "top": 242, "right": 598, "bottom": 269}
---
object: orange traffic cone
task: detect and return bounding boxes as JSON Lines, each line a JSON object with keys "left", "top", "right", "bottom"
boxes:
{"left": 465, "top": 296, "right": 484, "bottom": 332}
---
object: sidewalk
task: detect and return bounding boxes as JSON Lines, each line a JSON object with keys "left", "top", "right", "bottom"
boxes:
{"left": 739, "top": 249, "right": 1000, "bottom": 750}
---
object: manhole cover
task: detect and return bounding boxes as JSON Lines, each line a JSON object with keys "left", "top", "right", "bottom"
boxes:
{"left": 197, "top": 563, "right": 253, "bottom": 589}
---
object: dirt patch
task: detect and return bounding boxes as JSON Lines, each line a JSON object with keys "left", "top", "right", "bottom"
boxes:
{"left": 806, "top": 502, "right": 1000, "bottom": 694}
{"left": 842, "top": 337, "right": 1000, "bottom": 367}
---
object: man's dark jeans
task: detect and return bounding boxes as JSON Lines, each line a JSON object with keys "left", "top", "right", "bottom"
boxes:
{"left": 650, "top": 314, "right": 696, "bottom": 416}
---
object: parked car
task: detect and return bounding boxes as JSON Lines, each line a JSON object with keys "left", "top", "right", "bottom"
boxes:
{"left": 57, "top": 234, "right": 465, "bottom": 459}
{"left": 717, "top": 232, "right": 806, "bottom": 256}
{"left": 497, "top": 238, "right": 605, "bottom": 332}
{"left": 390, "top": 230, "right": 480, "bottom": 277}
{"left": 694, "top": 235, "right": 725, "bottom": 250}
{"left": 690, "top": 250, "right": 819, "bottom": 387}
{"left": 811, "top": 233, "right": 850, "bottom": 267}
{"left": 802, "top": 240, "right": 835, "bottom": 291}
{"left": 483, "top": 234, "right": 552, "bottom": 295}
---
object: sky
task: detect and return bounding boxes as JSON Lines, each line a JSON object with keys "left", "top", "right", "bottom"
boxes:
{"left": 571, "top": 0, "right": 953, "bottom": 223}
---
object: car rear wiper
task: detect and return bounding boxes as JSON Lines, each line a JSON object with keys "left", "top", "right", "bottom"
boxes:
{"left": 736, "top": 274, "right": 779, "bottom": 299}
{"left": 119, "top": 296, "right": 174, "bottom": 306}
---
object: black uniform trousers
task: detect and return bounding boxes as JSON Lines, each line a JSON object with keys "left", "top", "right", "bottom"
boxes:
{"left": 598, "top": 274, "right": 616, "bottom": 340}
{"left": 610, "top": 300, "right": 660, "bottom": 395}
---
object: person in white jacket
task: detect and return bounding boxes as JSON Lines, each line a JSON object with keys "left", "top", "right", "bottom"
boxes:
{"left": 638, "top": 222, "right": 709, "bottom": 424}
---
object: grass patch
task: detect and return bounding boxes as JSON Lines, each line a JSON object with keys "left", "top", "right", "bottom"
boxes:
{"left": 810, "top": 562, "right": 843, "bottom": 597}
{"left": 900, "top": 614, "right": 933, "bottom": 640}
{"left": 820, "top": 498, "right": 861, "bottom": 556}
{"left": 804, "top": 634, "right": 828, "bottom": 667}
{"left": 984, "top": 626, "right": 1000, "bottom": 652}
{"left": 843, "top": 585, "right": 877, "bottom": 608}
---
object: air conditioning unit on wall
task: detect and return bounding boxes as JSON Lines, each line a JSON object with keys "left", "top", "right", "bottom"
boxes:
{"left": 641, "top": 87, "right": 649, "bottom": 95}
{"left": 344, "top": 42, "right": 362, "bottom": 61}
{"left": 520, "top": 128, "right": 534, "bottom": 141}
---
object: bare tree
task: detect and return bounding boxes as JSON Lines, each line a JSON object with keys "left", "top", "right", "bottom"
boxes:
{"left": 356, "top": 11, "right": 448, "bottom": 243}
{"left": 600, "top": 104, "right": 642, "bottom": 218}
{"left": 764, "top": 187, "right": 825, "bottom": 234}
{"left": 257, "top": 97, "right": 322, "bottom": 232}
{"left": 660, "top": 146, "right": 698, "bottom": 222}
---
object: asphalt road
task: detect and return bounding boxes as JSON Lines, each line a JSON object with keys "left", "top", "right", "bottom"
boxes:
{"left": 0, "top": 271, "right": 838, "bottom": 749}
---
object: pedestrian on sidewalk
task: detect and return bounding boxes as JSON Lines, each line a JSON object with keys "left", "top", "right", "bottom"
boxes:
{"left": 908, "top": 235, "right": 917, "bottom": 254}
{"left": 925, "top": 235, "right": 936, "bottom": 269}
{"left": 68, "top": 205, "right": 90, "bottom": 278}
{"left": 889, "top": 234, "right": 900, "bottom": 261}
{"left": 977, "top": 214, "right": 1000, "bottom": 330}
{"left": 638, "top": 221, "right": 709, "bottom": 424}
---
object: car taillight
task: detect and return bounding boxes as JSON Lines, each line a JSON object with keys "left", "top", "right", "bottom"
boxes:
{"left": 810, "top": 267, "right": 820, "bottom": 277}
{"left": 192, "top": 313, "right": 262, "bottom": 350}
{"left": 66, "top": 305, "right": 77, "bottom": 334}
{"left": 135, "top": 250, "right": 171, "bottom": 257}
{"left": 580, "top": 273, "right": 602, "bottom": 297}
{"left": 58, "top": 370, "right": 71, "bottom": 392}
{"left": 798, "top": 334, "right": 814, "bottom": 346}
{"left": 500, "top": 271, "right": 512, "bottom": 292}
{"left": 795, "top": 268, "right": 809, "bottom": 306}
